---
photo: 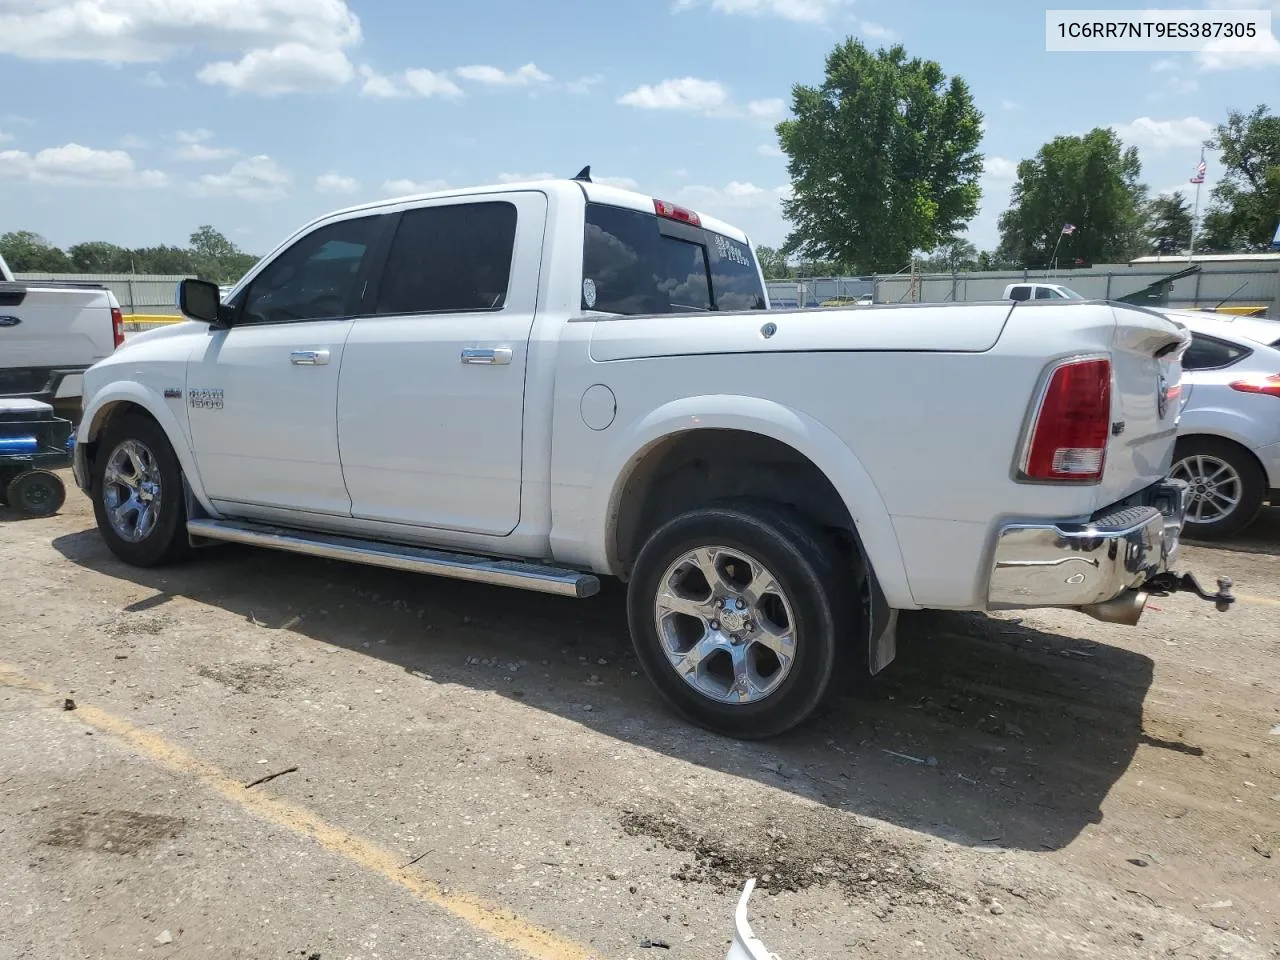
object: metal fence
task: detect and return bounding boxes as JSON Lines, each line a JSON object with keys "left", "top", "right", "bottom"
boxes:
{"left": 13, "top": 272, "right": 191, "bottom": 315}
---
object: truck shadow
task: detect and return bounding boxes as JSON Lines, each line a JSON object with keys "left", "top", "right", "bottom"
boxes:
{"left": 52, "top": 529, "right": 1167, "bottom": 854}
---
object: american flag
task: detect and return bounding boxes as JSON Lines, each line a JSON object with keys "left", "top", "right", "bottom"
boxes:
{"left": 1190, "top": 159, "right": 1207, "bottom": 184}
{"left": 1061, "top": 223, "right": 1076, "bottom": 235}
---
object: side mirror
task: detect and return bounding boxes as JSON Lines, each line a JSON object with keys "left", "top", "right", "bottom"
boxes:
{"left": 177, "top": 278, "right": 225, "bottom": 325}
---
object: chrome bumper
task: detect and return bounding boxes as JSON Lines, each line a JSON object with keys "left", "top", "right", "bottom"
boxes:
{"left": 988, "top": 479, "right": 1189, "bottom": 610}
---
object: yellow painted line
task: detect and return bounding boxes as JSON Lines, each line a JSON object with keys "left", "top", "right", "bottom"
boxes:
{"left": 0, "top": 663, "right": 595, "bottom": 960}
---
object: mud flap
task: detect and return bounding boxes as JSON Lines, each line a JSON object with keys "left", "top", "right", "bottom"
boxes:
{"left": 857, "top": 547, "right": 897, "bottom": 675}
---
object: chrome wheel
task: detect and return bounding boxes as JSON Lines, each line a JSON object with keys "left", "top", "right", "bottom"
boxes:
{"left": 102, "top": 439, "right": 163, "bottom": 543}
{"left": 653, "top": 546, "right": 797, "bottom": 704}
{"left": 1171, "top": 454, "right": 1242, "bottom": 524}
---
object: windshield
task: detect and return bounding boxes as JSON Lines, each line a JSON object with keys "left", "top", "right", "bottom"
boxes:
{"left": 581, "top": 202, "right": 766, "bottom": 315}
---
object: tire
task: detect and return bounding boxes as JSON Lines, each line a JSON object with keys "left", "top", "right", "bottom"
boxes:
{"left": 91, "top": 412, "right": 189, "bottom": 566}
{"left": 6, "top": 469, "right": 66, "bottom": 517}
{"left": 626, "top": 500, "right": 859, "bottom": 739}
{"left": 1171, "top": 436, "right": 1266, "bottom": 540}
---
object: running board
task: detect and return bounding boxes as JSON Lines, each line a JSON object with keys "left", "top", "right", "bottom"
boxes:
{"left": 186, "top": 518, "right": 601, "bottom": 599}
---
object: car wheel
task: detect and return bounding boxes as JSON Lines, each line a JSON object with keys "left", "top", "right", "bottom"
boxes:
{"left": 1171, "top": 437, "right": 1265, "bottom": 540}
{"left": 6, "top": 469, "right": 66, "bottom": 517}
{"left": 626, "top": 500, "right": 858, "bottom": 739}
{"left": 91, "top": 413, "right": 190, "bottom": 566}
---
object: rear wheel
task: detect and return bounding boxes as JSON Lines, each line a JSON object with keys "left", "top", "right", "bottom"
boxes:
{"left": 91, "top": 413, "right": 189, "bottom": 566}
{"left": 1171, "top": 436, "right": 1265, "bottom": 540}
{"left": 626, "top": 501, "right": 858, "bottom": 739}
{"left": 6, "top": 469, "right": 66, "bottom": 517}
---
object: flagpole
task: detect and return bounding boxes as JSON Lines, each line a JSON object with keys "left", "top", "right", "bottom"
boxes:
{"left": 1189, "top": 146, "right": 1204, "bottom": 263}
{"left": 1049, "top": 227, "right": 1065, "bottom": 275}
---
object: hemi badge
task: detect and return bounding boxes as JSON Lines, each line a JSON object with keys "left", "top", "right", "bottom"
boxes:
{"left": 164, "top": 388, "right": 182, "bottom": 399}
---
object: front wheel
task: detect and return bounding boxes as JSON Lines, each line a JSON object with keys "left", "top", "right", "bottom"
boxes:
{"left": 91, "top": 413, "right": 190, "bottom": 566}
{"left": 626, "top": 501, "right": 858, "bottom": 739}
{"left": 1171, "top": 437, "right": 1265, "bottom": 540}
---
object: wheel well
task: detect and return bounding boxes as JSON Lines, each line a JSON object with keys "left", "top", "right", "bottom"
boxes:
{"left": 612, "top": 429, "right": 864, "bottom": 577}
{"left": 81, "top": 401, "right": 160, "bottom": 471}
{"left": 1175, "top": 433, "right": 1268, "bottom": 483}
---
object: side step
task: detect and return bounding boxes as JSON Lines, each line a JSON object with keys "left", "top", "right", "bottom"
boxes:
{"left": 186, "top": 518, "right": 601, "bottom": 599}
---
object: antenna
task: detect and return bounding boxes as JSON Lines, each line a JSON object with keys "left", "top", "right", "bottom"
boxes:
{"left": 572, "top": 165, "right": 592, "bottom": 182}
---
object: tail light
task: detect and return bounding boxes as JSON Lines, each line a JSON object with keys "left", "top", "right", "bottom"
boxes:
{"left": 1229, "top": 373, "right": 1280, "bottom": 398}
{"left": 111, "top": 306, "right": 125, "bottom": 349}
{"left": 653, "top": 198, "right": 701, "bottom": 227}
{"left": 1019, "top": 357, "right": 1112, "bottom": 483}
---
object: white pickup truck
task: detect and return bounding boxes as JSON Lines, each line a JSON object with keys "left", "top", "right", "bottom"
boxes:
{"left": 0, "top": 252, "right": 124, "bottom": 414}
{"left": 71, "top": 175, "right": 1233, "bottom": 738}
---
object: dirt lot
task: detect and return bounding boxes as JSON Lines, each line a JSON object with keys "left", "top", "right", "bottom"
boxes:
{"left": 2, "top": 477, "right": 1278, "bottom": 960}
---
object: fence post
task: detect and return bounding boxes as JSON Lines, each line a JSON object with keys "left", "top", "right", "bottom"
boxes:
{"left": 1105, "top": 273, "right": 1112, "bottom": 299}
{"left": 126, "top": 278, "right": 136, "bottom": 314}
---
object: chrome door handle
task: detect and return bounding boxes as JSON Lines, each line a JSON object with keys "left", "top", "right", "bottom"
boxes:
{"left": 461, "top": 347, "right": 512, "bottom": 366}
{"left": 290, "top": 349, "right": 330, "bottom": 366}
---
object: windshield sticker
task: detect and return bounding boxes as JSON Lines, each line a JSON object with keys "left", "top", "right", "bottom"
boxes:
{"left": 714, "top": 235, "right": 751, "bottom": 267}
{"left": 583, "top": 277, "right": 597, "bottom": 308}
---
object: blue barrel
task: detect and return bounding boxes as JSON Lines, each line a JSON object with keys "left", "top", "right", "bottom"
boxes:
{"left": 0, "top": 436, "right": 39, "bottom": 455}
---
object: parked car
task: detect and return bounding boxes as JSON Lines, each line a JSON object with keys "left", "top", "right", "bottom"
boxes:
{"left": 72, "top": 175, "right": 1231, "bottom": 739}
{"left": 1004, "top": 282, "right": 1083, "bottom": 301}
{"left": 1156, "top": 308, "right": 1280, "bottom": 538}
{"left": 0, "top": 252, "right": 124, "bottom": 416}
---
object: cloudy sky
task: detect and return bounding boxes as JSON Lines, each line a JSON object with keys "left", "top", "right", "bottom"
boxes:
{"left": 0, "top": 0, "right": 1276, "bottom": 262}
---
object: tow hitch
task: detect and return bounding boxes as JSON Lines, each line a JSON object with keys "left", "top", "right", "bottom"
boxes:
{"left": 1143, "top": 572, "right": 1235, "bottom": 612}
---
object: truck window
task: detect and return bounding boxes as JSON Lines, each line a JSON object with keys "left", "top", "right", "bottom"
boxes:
{"left": 375, "top": 201, "right": 518, "bottom": 315}
{"left": 1008, "top": 286, "right": 1031, "bottom": 301}
{"left": 1035, "top": 287, "right": 1054, "bottom": 300}
{"left": 240, "top": 215, "right": 381, "bottom": 325}
{"left": 582, "top": 202, "right": 765, "bottom": 315}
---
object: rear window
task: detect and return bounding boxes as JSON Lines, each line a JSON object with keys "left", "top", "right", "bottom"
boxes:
{"left": 581, "top": 202, "right": 765, "bottom": 315}
{"left": 1182, "top": 333, "right": 1251, "bottom": 370}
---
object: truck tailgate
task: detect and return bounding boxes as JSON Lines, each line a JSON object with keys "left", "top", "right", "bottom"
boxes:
{"left": 1094, "top": 304, "right": 1190, "bottom": 508}
{"left": 0, "top": 284, "right": 116, "bottom": 373}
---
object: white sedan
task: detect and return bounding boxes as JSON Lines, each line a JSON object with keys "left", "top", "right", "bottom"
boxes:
{"left": 1160, "top": 309, "right": 1280, "bottom": 538}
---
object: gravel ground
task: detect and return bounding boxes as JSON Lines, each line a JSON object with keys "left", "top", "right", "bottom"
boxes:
{"left": 1, "top": 477, "right": 1278, "bottom": 960}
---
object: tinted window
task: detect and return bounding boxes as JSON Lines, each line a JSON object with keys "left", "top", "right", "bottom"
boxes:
{"left": 375, "top": 202, "right": 517, "bottom": 315}
{"left": 1182, "top": 334, "right": 1251, "bottom": 370}
{"left": 1008, "top": 286, "right": 1031, "bottom": 301}
{"left": 1034, "top": 287, "right": 1053, "bottom": 300}
{"left": 241, "top": 216, "right": 379, "bottom": 325}
{"left": 581, "top": 203, "right": 765, "bottom": 315}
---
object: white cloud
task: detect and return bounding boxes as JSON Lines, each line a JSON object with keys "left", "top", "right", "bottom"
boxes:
{"left": 757, "top": 143, "right": 784, "bottom": 157}
{"left": 118, "top": 134, "right": 148, "bottom": 149}
{"left": 618, "top": 77, "right": 732, "bottom": 115}
{"left": 495, "top": 171, "right": 556, "bottom": 183}
{"left": 173, "top": 143, "right": 239, "bottom": 162}
{"left": 0, "top": 143, "right": 167, "bottom": 187}
{"left": 1000, "top": 99, "right": 1020, "bottom": 111}
{"left": 565, "top": 74, "right": 604, "bottom": 94}
{"left": 198, "top": 42, "right": 355, "bottom": 95}
{"left": 859, "top": 20, "right": 894, "bottom": 39}
{"left": 1196, "top": 0, "right": 1280, "bottom": 69}
{"left": 983, "top": 156, "right": 1018, "bottom": 181}
{"left": 176, "top": 129, "right": 214, "bottom": 144}
{"left": 0, "top": 131, "right": 14, "bottom": 144}
{"left": 315, "top": 172, "right": 359, "bottom": 194}
{"left": 747, "top": 98, "right": 787, "bottom": 121}
{"left": 456, "top": 63, "right": 552, "bottom": 86}
{"left": 596, "top": 175, "right": 640, "bottom": 190}
{"left": 197, "top": 155, "right": 291, "bottom": 200}
{"left": 359, "top": 65, "right": 462, "bottom": 99}
{"left": 382, "top": 177, "right": 448, "bottom": 195}
{"left": 403, "top": 68, "right": 464, "bottom": 98}
{"left": 0, "top": 0, "right": 362, "bottom": 62}
{"left": 141, "top": 70, "right": 166, "bottom": 88}
{"left": 673, "top": 0, "right": 850, "bottom": 24}
{"left": 1111, "top": 116, "right": 1213, "bottom": 149}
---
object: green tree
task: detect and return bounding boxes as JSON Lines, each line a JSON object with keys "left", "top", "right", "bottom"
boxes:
{"left": 1199, "top": 105, "right": 1280, "bottom": 252}
{"left": 1144, "top": 192, "right": 1194, "bottom": 253}
{"left": 68, "top": 241, "right": 132, "bottom": 273}
{"left": 996, "top": 128, "right": 1147, "bottom": 266}
{"left": 776, "top": 39, "right": 983, "bottom": 273}
{"left": 130, "top": 245, "right": 197, "bottom": 275}
{"left": 916, "top": 238, "right": 978, "bottom": 272}
{"left": 188, "top": 225, "right": 258, "bottom": 283}
{"left": 0, "top": 230, "right": 73, "bottom": 273}
{"left": 754, "top": 245, "right": 794, "bottom": 279}
{"left": 975, "top": 249, "right": 1022, "bottom": 270}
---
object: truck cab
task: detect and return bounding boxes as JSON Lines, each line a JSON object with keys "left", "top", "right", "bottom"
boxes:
{"left": 1004, "top": 282, "right": 1083, "bottom": 302}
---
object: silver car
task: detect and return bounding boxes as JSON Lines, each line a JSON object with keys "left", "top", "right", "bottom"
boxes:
{"left": 1159, "top": 309, "right": 1280, "bottom": 538}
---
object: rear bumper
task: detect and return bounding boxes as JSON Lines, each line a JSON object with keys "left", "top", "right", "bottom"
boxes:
{"left": 0, "top": 365, "right": 91, "bottom": 404}
{"left": 988, "top": 479, "right": 1188, "bottom": 611}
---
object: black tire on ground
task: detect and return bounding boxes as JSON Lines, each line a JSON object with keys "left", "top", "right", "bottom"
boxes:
{"left": 6, "top": 469, "right": 66, "bottom": 517}
{"left": 91, "top": 412, "right": 190, "bottom": 566}
{"left": 1173, "top": 436, "right": 1266, "bottom": 540}
{"left": 626, "top": 500, "right": 860, "bottom": 740}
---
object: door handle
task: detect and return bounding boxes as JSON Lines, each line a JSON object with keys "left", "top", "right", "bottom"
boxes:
{"left": 290, "top": 349, "right": 330, "bottom": 366}
{"left": 461, "top": 347, "right": 512, "bottom": 366}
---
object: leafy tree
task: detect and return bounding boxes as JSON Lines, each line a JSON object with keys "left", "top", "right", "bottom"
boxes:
{"left": 130, "top": 245, "right": 196, "bottom": 275}
{"left": 188, "top": 225, "right": 259, "bottom": 283}
{"left": 776, "top": 39, "right": 984, "bottom": 273}
{"left": 996, "top": 128, "right": 1147, "bottom": 266}
{"left": 754, "top": 245, "right": 794, "bottom": 280}
{"left": 1144, "top": 192, "right": 1194, "bottom": 253}
{"left": 916, "top": 238, "right": 978, "bottom": 272}
{"left": 68, "top": 241, "right": 132, "bottom": 273}
{"left": 975, "top": 249, "right": 1022, "bottom": 271}
{"left": 0, "top": 230, "right": 73, "bottom": 273}
{"left": 1199, "top": 105, "right": 1280, "bottom": 252}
